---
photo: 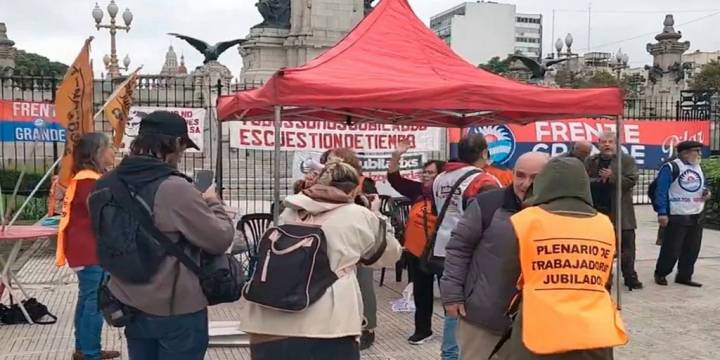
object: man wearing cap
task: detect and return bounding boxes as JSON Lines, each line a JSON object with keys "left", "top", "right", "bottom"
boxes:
{"left": 95, "top": 111, "right": 235, "bottom": 359}
{"left": 654, "top": 140, "right": 710, "bottom": 287}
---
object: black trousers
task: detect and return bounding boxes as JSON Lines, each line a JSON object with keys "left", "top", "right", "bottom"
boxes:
{"left": 655, "top": 216, "right": 703, "bottom": 280}
{"left": 619, "top": 230, "right": 638, "bottom": 281}
{"left": 250, "top": 336, "right": 359, "bottom": 360}
{"left": 406, "top": 255, "right": 439, "bottom": 335}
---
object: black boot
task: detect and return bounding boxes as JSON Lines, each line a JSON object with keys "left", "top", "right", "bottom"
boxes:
{"left": 654, "top": 274, "right": 668, "bottom": 286}
{"left": 360, "top": 330, "right": 375, "bottom": 350}
{"left": 675, "top": 278, "right": 703, "bottom": 287}
{"left": 624, "top": 277, "right": 644, "bottom": 291}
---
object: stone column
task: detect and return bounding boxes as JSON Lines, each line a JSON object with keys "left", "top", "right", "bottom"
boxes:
{"left": 0, "top": 23, "right": 17, "bottom": 75}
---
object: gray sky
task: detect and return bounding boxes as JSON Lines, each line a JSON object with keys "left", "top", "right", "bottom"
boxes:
{"left": 3, "top": 0, "right": 720, "bottom": 78}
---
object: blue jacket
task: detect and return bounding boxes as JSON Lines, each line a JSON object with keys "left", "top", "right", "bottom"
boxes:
{"left": 654, "top": 164, "right": 673, "bottom": 216}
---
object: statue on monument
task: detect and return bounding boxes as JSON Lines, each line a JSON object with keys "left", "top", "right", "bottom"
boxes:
{"left": 255, "top": 0, "right": 291, "bottom": 29}
{"left": 168, "top": 33, "right": 246, "bottom": 64}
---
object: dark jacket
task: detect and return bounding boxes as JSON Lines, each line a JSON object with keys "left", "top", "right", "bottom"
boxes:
{"left": 387, "top": 171, "right": 428, "bottom": 203}
{"left": 440, "top": 186, "right": 521, "bottom": 335}
{"left": 585, "top": 152, "right": 638, "bottom": 230}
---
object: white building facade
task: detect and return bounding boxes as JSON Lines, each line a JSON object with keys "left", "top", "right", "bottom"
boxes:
{"left": 430, "top": 2, "right": 542, "bottom": 66}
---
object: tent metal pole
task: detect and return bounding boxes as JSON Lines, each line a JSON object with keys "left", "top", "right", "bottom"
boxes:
{"left": 615, "top": 115, "right": 623, "bottom": 309}
{"left": 273, "top": 106, "right": 282, "bottom": 224}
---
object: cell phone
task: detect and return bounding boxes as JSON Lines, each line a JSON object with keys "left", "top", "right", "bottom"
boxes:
{"left": 194, "top": 170, "right": 214, "bottom": 192}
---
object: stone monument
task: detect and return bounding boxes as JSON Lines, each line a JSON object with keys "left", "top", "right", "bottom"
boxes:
{"left": 644, "top": 15, "right": 691, "bottom": 97}
{"left": 240, "top": 0, "right": 368, "bottom": 83}
{"left": 0, "top": 23, "right": 17, "bottom": 75}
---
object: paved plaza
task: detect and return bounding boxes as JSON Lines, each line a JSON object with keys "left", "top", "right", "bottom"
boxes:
{"left": 1, "top": 205, "right": 719, "bottom": 359}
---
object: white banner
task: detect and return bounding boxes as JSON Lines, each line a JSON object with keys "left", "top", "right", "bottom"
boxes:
{"left": 120, "top": 106, "right": 205, "bottom": 153}
{"left": 230, "top": 120, "right": 440, "bottom": 153}
{"left": 292, "top": 151, "right": 427, "bottom": 197}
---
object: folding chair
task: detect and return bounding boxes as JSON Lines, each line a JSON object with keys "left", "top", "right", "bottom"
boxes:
{"left": 236, "top": 213, "right": 273, "bottom": 278}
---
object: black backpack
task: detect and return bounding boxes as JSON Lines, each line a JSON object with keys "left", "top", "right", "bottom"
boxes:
{"left": 89, "top": 172, "right": 166, "bottom": 284}
{"left": 92, "top": 173, "right": 244, "bottom": 306}
{"left": 648, "top": 160, "right": 680, "bottom": 210}
{"left": 243, "top": 224, "right": 338, "bottom": 312}
{"left": 244, "top": 217, "right": 388, "bottom": 312}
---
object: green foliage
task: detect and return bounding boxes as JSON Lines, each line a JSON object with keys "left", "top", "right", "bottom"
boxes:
{"left": 702, "top": 156, "right": 720, "bottom": 179}
{"left": 690, "top": 60, "right": 720, "bottom": 92}
{"left": 13, "top": 50, "right": 68, "bottom": 77}
{"left": 556, "top": 69, "right": 620, "bottom": 89}
{"left": 479, "top": 56, "right": 512, "bottom": 75}
{"left": 0, "top": 169, "right": 51, "bottom": 196}
{"left": 0, "top": 195, "right": 47, "bottom": 221}
{"left": 702, "top": 156, "right": 720, "bottom": 230}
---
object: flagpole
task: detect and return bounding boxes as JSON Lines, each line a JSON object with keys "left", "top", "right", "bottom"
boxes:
{"left": 95, "top": 66, "right": 142, "bottom": 142}
{"left": 96, "top": 66, "right": 142, "bottom": 118}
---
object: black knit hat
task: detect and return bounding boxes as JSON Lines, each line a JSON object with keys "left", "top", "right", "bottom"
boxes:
{"left": 138, "top": 111, "right": 199, "bottom": 150}
{"left": 676, "top": 140, "right": 703, "bottom": 153}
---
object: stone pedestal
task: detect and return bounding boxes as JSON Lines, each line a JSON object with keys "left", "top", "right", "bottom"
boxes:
{"left": 644, "top": 15, "right": 691, "bottom": 99}
{"left": 239, "top": 27, "right": 291, "bottom": 83}
{"left": 239, "top": 0, "right": 366, "bottom": 83}
{"left": 193, "top": 61, "right": 234, "bottom": 87}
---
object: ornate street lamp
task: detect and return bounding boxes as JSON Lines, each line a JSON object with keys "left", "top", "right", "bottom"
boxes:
{"left": 612, "top": 48, "right": 629, "bottom": 81}
{"left": 92, "top": 1, "right": 133, "bottom": 79}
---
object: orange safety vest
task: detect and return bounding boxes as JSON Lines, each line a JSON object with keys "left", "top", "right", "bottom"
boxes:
{"left": 510, "top": 207, "right": 628, "bottom": 354}
{"left": 404, "top": 199, "right": 436, "bottom": 257}
{"left": 56, "top": 170, "right": 101, "bottom": 267}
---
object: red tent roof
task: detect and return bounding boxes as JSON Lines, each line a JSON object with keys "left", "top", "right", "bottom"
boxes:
{"left": 218, "top": 0, "right": 623, "bottom": 126}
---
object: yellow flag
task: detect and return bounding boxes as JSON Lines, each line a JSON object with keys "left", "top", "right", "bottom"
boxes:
{"left": 55, "top": 37, "right": 94, "bottom": 187}
{"left": 101, "top": 66, "right": 142, "bottom": 147}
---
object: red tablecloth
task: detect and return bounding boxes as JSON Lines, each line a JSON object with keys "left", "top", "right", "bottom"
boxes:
{"left": 0, "top": 226, "right": 57, "bottom": 241}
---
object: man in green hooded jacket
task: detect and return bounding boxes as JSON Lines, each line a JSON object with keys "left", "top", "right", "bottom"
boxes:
{"left": 497, "top": 157, "right": 627, "bottom": 360}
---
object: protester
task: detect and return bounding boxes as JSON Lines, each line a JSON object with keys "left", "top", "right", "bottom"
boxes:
{"left": 483, "top": 163, "right": 513, "bottom": 187}
{"left": 432, "top": 133, "right": 501, "bottom": 360}
{"left": 586, "top": 131, "right": 643, "bottom": 290}
{"left": 95, "top": 111, "right": 235, "bottom": 359}
{"left": 562, "top": 141, "right": 593, "bottom": 162}
{"left": 239, "top": 160, "right": 402, "bottom": 360}
{"left": 654, "top": 141, "right": 710, "bottom": 287}
{"left": 56, "top": 133, "right": 119, "bottom": 360}
{"left": 320, "top": 147, "right": 381, "bottom": 350}
{"left": 386, "top": 140, "right": 445, "bottom": 345}
{"left": 498, "top": 157, "right": 628, "bottom": 359}
{"left": 293, "top": 158, "right": 324, "bottom": 194}
{"left": 441, "top": 152, "right": 549, "bottom": 360}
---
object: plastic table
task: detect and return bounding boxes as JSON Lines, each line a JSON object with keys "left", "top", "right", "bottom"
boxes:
{"left": 0, "top": 225, "right": 58, "bottom": 324}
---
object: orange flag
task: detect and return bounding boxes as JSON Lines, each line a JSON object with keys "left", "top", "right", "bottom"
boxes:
{"left": 100, "top": 66, "right": 142, "bottom": 147}
{"left": 55, "top": 37, "right": 94, "bottom": 187}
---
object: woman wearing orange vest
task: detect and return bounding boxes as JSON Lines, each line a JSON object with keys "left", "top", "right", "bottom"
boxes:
{"left": 387, "top": 140, "right": 445, "bottom": 345}
{"left": 500, "top": 157, "right": 628, "bottom": 359}
{"left": 56, "top": 133, "right": 118, "bottom": 360}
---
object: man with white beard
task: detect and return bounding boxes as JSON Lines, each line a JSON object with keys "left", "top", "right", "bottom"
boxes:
{"left": 653, "top": 140, "right": 711, "bottom": 287}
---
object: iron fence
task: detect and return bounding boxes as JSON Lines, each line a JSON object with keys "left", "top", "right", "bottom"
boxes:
{"left": 0, "top": 75, "right": 717, "bottom": 213}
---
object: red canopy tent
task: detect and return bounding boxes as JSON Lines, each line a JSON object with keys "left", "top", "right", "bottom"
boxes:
{"left": 218, "top": 0, "right": 627, "bottom": 304}
{"left": 217, "top": 0, "right": 622, "bottom": 125}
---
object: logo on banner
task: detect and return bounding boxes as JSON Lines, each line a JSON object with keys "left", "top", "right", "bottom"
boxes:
{"left": 678, "top": 169, "right": 702, "bottom": 192}
{"left": 469, "top": 125, "right": 516, "bottom": 165}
